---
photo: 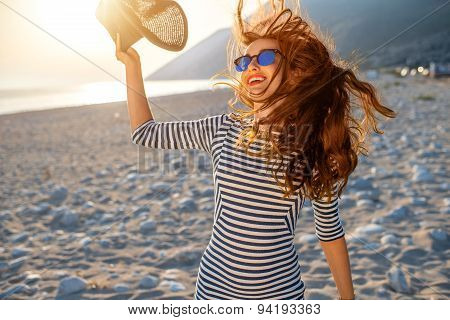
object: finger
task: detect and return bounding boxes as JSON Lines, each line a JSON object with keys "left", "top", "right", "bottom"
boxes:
{"left": 127, "top": 47, "right": 136, "bottom": 56}
{"left": 116, "top": 32, "right": 121, "bottom": 52}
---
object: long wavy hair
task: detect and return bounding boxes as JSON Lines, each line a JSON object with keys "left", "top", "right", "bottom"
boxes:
{"left": 210, "top": 0, "right": 397, "bottom": 204}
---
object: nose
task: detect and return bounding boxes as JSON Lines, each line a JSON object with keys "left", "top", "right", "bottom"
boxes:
{"left": 246, "top": 56, "right": 261, "bottom": 73}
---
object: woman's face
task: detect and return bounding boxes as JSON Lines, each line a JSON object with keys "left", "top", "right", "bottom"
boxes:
{"left": 241, "top": 38, "right": 284, "bottom": 105}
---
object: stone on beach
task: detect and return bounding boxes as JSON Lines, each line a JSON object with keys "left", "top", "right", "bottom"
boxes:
{"left": 47, "top": 185, "right": 68, "bottom": 206}
{"left": 140, "top": 219, "right": 157, "bottom": 234}
{"left": 139, "top": 275, "right": 159, "bottom": 289}
{"left": 57, "top": 276, "right": 88, "bottom": 296}
{"left": 387, "top": 266, "right": 413, "bottom": 294}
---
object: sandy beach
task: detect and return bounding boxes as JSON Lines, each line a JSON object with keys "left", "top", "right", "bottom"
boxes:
{"left": 0, "top": 73, "right": 449, "bottom": 300}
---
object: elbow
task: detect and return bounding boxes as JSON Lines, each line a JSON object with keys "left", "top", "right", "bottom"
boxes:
{"left": 316, "top": 226, "right": 345, "bottom": 242}
{"left": 317, "top": 233, "right": 345, "bottom": 243}
{"left": 130, "top": 132, "right": 140, "bottom": 145}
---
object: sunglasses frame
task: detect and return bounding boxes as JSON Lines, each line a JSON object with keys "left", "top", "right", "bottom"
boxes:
{"left": 234, "top": 48, "right": 285, "bottom": 72}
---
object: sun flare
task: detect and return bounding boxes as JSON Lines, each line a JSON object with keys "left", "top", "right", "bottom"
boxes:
{"left": 35, "top": 0, "right": 105, "bottom": 47}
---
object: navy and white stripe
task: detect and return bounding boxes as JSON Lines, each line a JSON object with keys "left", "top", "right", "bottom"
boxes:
{"left": 131, "top": 112, "right": 345, "bottom": 300}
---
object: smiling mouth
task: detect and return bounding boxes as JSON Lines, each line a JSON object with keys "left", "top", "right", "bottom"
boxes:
{"left": 248, "top": 78, "right": 267, "bottom": 86}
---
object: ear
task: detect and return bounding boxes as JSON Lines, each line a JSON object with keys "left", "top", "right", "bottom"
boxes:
{"left": 292, "top": 68, "right": 301, "bottom": 79}
{"left": 288, "top": 68, "right": 301, "bottom": 85}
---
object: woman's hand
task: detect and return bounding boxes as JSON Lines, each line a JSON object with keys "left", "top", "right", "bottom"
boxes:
{"left": 115, "top": 32, "right": 141, "bottom": 68}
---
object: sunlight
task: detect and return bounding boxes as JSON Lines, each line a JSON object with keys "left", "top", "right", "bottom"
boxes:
{"left": 34, "top": 0, "right": 105, "bottom": 48}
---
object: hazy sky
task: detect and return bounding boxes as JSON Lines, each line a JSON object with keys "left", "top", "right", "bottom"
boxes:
{"left": 0, "top": 0, "right": 269, "bottom": 89}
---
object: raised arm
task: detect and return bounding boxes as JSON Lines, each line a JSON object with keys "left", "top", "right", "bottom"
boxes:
{"left": 115, "top": 32, "right": 154, "bottom": 132}
{"left": 310, "top": 180, "right": 345, "bottom": 242}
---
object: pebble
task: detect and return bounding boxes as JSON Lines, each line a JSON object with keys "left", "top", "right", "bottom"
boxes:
{"left": 99, "top": 213, "right": 115, "bottom": 224}
{"left": 340, "top": 196, "right": 356, "bottom": 209}
{"left": 140, "top": 220, "right": 157, "bottom": 234}
{"left": 409, "top": 197, "right": 428, "bottom": 207}
{"left": 380, "top": 234, "right": 399, "bottom": 245}
{"left": 385, "top": 205, "right": 410, "bottom": 221}
{"left": 429, "top": 229, "right": 447, "bottom": 242}
{"left": 0, "top": 262, "right": 8, "bottom": 272}
{"left": 177, "top": 197, "right": 197, "bottom": 213}
{"left": 80, "top": 237, "right": 92, "bottom": 247}
{"left": 376, "top": 287, "right": 391, "bottom": 299}
{"left": 35, "top": 202, "right": 51, "bottom": 215}
{"left": 25, "top": 273, "right": 42, "bottom": 285}
{"left": 8, "top": 256, "right": 28, "bottom": 270}
{"left": 355, "top": 189, "right": 381, "bottom": 201}
{"left": 298, "top": 234, "right": 317, "bottom": 244}
{"left": 82, "top": 201, "right": 94, "bottom": 209}
{"left": 11, "top": 247, "right": 31, "bottom": 258}
{"left": 411, "top": 164, "right": 434, "bottom": 182}
{"left": 350, "top": 177, "right": 374, "bottom": 190}
{"left": 126, "top": 172, "right": 138, "bottom": 182}
{"left": 133, "top": 205, "right": 150, "bottom": 218}
{"left": 356, "top": 199, "right": 375, "bottom": 207}
{"left": 113, "top": 283, "right": 130, "bottom": 293}
{"left": 160, "top": 280, "right": 186, "bottom": 292}
{"left": 10, "top": 232, "right": 29, "bottom": 244}
{"left": 0, "top": 284, "right": 34, "bottom": 299}
{"left": 98, "top": 195, "right": 111, "bottom": 204}
{"left": 150, "top": 182, "right": 172, "bottom": 195}
{"left": 0, "top": 210, "right": 12, "bottom": 221}
{"left": 157, "top": 249, "right": 203, "bottom": 268}
{"left": 400, "top": 237, "right": 413, "bottom": 246}
{"left": 139, "top": 275, "right": 159, "bottom": 289}
{"left": 201, "top": 187, "right": 215, "bottom": 197}
{"left": 99, "top": 239, "right": 112, "bottom": 248}
{"left": 48, "top": 185, "right": 68, "bottom": 206}
{"left": 16, "top": 206, "right": 37, "bottom": 217}
{"left": 387, "top": 266, "right": 412, "bottom": 294}
{"left": 51, "top": 207, "right": 79, "bottom": 229}
{"left": 57, "top": 276, "right": 87, "bottom": 296}
{"left": 96, "top": 169, "right": 109, "bottom": 178}
{"left": 60, "top": 210, "right": 79, "bottom": 228}
{"left": 354, "top": 224, "right": 384, "bottom": 236}
{"left": 80, "top": 176, "right": 93, "bottom": 184}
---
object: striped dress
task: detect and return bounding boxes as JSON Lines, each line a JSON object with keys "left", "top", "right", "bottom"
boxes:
{"left": 131, "top": 112, "right": 345, "bottom": 300}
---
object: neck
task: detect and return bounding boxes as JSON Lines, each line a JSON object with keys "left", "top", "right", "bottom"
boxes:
{"left": 252, "top": 98, "right": 286, "bottom": 132}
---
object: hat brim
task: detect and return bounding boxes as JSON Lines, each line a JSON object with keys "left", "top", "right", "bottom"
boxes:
{"left": 96, "top": 0, "right": 188, "bottom": 52}
{"left": 96, "top": 0, "right": 144, "bottom": 51}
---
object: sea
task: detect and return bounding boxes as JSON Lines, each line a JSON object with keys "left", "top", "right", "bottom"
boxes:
{"left": 0, "top": 79, "right": 231, "bottom": 115}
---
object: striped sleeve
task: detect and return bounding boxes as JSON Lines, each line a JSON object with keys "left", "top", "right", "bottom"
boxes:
{"left": 131, "top": 113, "right": 228, "bottom": 154}
{"left": 310, "top": 181, "right": 345, "bottom": 242}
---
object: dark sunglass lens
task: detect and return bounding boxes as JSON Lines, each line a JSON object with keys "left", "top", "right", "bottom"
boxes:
{"left": 235, "top": 56, "right": 250, "bottom": 72}
{"left": 258, "top": 50, "right": 276, "bottom": 66}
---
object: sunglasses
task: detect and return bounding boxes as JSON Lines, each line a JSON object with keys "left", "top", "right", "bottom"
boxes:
{"left": 234, "top": 49, "right": 284, "bottom": 72}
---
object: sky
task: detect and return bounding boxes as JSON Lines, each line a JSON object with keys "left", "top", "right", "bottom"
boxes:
{"left": 0, "top": 0, "right": 269, "bottom": 89}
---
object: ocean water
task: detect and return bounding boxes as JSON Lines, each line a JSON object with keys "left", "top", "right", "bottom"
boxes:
{"left": 0, "top": 79, "right": 231, "bottom": 115}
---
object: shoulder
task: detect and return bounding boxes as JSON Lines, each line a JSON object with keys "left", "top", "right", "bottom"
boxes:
{"left": 215, "top": 112, "right": 238, "bottom": 127}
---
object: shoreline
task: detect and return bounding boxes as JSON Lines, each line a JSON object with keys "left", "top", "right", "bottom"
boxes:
{"left": 0, "top": 87, "right": 232, "bottom": 118}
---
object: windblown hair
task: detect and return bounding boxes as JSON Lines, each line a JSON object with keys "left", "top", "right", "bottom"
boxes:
{"left": 210, "top": 0, "right": 397, "bottom": 204}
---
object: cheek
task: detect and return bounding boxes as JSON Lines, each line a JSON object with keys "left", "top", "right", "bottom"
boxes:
{"left": 267, "top": 66, "right": 283, "bottom": 88}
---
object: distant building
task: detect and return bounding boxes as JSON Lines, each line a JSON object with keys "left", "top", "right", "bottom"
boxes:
{"left": 429, "top": 62, "right": 450, "bottom": 78}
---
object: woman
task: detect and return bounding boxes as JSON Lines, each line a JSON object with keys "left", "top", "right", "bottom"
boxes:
{"left": 116, "top": 0, "right": 396, "bottom": 300}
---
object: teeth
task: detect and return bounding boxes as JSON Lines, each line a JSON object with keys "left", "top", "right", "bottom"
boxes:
{"left": 249, "top": 77, "right": 266, "bottom": 83}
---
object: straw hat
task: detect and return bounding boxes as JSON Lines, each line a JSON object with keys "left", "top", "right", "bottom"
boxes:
{"left": 96, "top": 0, "right": 188, "bottom": 51}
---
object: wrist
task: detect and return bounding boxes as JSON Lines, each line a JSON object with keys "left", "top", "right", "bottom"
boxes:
{"left": 125, "top": 61, "right": 142, "bottom": 71}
